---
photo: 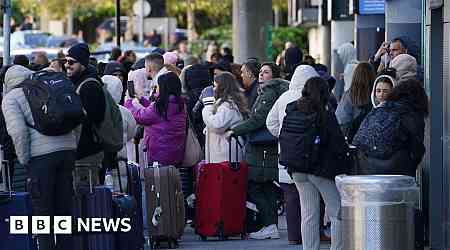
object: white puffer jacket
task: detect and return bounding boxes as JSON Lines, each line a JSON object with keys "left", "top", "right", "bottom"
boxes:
{"left": 266, "top": 65, "right": 319, "bottom": 184}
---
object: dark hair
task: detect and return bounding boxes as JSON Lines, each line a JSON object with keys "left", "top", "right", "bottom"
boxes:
{"left": 261, "top": 62, "right": 281, "bottom": 79}
{"left": 211, "top": 52, "right": 222, "bottom": 61}
{"left": 386, "top": 79, "right": 428, "bottom": 116}
{"left": 297, "top": 77, "right": 330, "bottom": 131}
{"left": 377, "top": 68, "right": 397, "bottom": 79}
{"left": 349, "top": 62, "right": 375, "bottom": 106}
{"left": 145, "top": 53, "right": 164, "bottom": 69}
{"left": 155, "top": 72, "right": 184, "bottom": 120}
{"left": 391, "top": 37, "right": 407, "bottom": 50}
{"left": 13, "top": 55, "right": 29, "bottom": 67}
{"left": 124, "top": 50, "right": 136, "bottom": 58}
{"left": 242, "top": 60, "right": 261, "bottom": 79}
{"left": 214, "top": 72, "right": 249, "bottom": 117}
{"left": 111, "top": 47, "right": 122, "bottom": 61}
{"left": 375, "top": 77, "right": 394, "bottom": 89}
{"left": 285, "top": 47, "right": 303, "bottom": 73}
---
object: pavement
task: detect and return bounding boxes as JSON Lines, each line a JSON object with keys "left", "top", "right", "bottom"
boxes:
{"left": 144, "top": 216, "right": 332, "bottom": 250}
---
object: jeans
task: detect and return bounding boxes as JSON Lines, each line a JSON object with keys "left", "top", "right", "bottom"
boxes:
{"left": 280, "top": 183, "right": 302, "bottom": 242}
{"left": 27, "top": 150, "right": 76, "bottom": 250}
{"left": 292, "top": 173, "right": 342, "bottom": 250}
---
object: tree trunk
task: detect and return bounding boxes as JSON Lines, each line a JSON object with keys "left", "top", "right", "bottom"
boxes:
{"left": 187, "top": 0, "right": 197, "bottom": 41}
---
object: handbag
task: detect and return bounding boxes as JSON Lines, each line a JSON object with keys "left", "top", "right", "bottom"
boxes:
{"left": 247, "top": 128, "right": 278, "bottom": 145}
{"left": 181, "top": 115, "right": 203, "bottom": 167}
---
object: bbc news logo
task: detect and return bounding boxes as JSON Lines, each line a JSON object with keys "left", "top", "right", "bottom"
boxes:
{"left": 9, "top": 216, "right": 131, "bottom": 234}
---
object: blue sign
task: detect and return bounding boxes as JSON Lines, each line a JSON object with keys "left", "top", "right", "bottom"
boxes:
{"left": 359, "top": 0, "right": 385, "bottom": 15}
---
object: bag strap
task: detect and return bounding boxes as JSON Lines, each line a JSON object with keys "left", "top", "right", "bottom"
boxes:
{"left": 76, "top": 77, "right": 100, "bottom": 95}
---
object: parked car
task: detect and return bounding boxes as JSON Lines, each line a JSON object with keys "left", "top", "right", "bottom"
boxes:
{"left": 46, "top": 35, "right": 81, "bottom": 48}
{"left": 10, "top": 30, "right": 50, "bottom": 49}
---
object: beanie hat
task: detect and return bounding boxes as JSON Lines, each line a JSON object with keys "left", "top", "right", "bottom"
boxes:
{"left": 103, "top": 62, "right": 126, "bottom": 76}
{"left": 163, "top": 52, "right": 178, "bottom": 65}
{"left": 4, "top": 65, "right": 33, "bottom": 93}
{"left": 67, "top": 43, "right": 90, "bottom": 68}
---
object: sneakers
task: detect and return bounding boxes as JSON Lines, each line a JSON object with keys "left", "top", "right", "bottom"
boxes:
{"left": 249, "top": 224, "right": 280, "bottom": 240}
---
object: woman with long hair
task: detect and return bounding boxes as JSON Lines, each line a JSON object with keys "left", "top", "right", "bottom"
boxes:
{"left": 202, "top": 72, "right": 248, "bottom": 163}
{"left": 125, "top": 71, "right": 187, "bottom": 166}
{"left": 335, "top": 62, "right": 376, "bottom": 140}
{"left": 279, "top": 77, "right": 347, "bottom": 250}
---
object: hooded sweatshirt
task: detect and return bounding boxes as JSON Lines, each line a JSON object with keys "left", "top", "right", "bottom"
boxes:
{"left": 390, "top": 54, "right": 417, "bottom": 82}
{"left": 2, "top": 66, "right": 77, "bottom": 165}
{"left": 102, "top": 75, "right": 137, "bottom": 160}
{"left": 371, "top": 75, "right": 397, "bottom": 108}
{"left": 266, "top": 65, "right": 319, "bottom": 184}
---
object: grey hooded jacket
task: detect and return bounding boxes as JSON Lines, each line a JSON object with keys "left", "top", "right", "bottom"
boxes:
{"left": 2, "top": 65, "right": 76, "bottom": 165}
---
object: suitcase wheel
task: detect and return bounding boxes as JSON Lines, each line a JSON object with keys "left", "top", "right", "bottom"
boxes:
{"left": 200, "top": 235, "right": 207, "bottom": 241}
{"left": 241, "top": 233, "right": 246, "bottom": 240}
{"left": 168, "top": 239, "right": 178, "bottom": 249}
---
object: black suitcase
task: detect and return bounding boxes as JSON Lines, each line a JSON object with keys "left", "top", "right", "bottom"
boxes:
{"left": 113, "top": 160, "right": 144, "bottom": 250}
{"left": 73, "top": 168, "right": 116, "bottom": 250}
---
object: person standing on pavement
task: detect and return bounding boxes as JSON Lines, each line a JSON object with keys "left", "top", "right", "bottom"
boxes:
{"left": 335, "top": 62, "right": 375, "bottom": 142}
{"left": 65, "top": 43, "right": 106, "bottom": 183}
{"left": 125, "top": 72, "right": 187, "bottom": 166}
{"left": 369, "top": 38, "right": 407, "bottom": 73}
{"left": 284, "top": 47, "right": 303, "bottom": 81}
{"left": 240, "top": 60, "right": 260, "bottom": 109}
{"left": 145, "top": 53, "right": 169, "bottom": 91}
{"left": 3, "top": 65, "right": 77, "bottom": 250}
{"left": 202, "top": 72, "right": 248, "bottom": 163}
{"left": 352, "top": 78, "right": 427, "bottom": 176}
{"left": 230, "top": 68, "right": 289, "bottom": 240}
{"left": 281, "top": 77, "right": 346, "bottom": 250}
{"left": 266, "top": 65, "right": 319, "bottom": 245}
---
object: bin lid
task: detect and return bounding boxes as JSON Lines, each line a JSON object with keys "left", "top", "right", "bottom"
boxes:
{"left": 335, "top": 175, "right": 419, "bottom": 206}
{"left": 335, "top": 175, "right": 416, "bottom": 188}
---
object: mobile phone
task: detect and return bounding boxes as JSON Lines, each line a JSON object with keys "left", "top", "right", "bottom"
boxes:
{"left": 127, "top": 81, "right": 136, "bottom": 98}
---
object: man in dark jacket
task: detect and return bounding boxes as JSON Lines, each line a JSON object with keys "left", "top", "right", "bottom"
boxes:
{"left": 65, "top": 43, "right": 106, "bottom": 184}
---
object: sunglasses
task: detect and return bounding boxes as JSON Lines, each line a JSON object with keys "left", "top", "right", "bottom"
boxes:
{"left": 66, "top": 59, "right": 79, "bottom": 66}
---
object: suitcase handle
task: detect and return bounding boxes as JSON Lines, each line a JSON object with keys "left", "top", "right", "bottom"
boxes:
{"left": 0, "top": 145, "right": 12, "bottom": 199}
{"left": 227, "top": 134, "right": 242, "bottom": 171}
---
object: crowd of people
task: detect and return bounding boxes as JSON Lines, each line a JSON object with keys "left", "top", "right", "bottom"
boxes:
{"left": 0, "top": 36, "right": 427, "bottom": 250}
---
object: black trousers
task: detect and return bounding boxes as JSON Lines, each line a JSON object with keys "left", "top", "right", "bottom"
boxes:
{"left": 27, "top": 150, "right": 76, "bottom": 250}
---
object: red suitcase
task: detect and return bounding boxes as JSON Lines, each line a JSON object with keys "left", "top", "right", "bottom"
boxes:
{"left": 195, "top": 136, "right": 248, "bottom": 240}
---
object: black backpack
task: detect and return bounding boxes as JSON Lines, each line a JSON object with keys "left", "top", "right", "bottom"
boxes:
{"left": 279, "top": 103, "right": 320, "bottom": 174}
{"left": 20, "top": 70, "right": 84, "bottom": 136}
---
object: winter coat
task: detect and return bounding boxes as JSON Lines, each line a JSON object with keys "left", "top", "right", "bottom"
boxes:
{"left": 244, "top": 80, "right": 259, "bottom": 109}
{"left": 2, "top": 66, "right": 77, "bottom": 165}
{"left": 232, "top": 78, "right": 289, "bottom": 182}
{"left": 125, "top": 95, "right": 187, "bottom": 166}
{"left": 352, "top": 101, "right": 425, "bottom": 177}
{"left": 266, "top": 65, "right": 319, "bottom": 184}
{"left": 102, "top": 75, "right": 137, "bottom": 160}
{"left": 202, "top": 100, "right": 244, "bottom": 163}
{"left": 70, "top": 65, "right": 106, "bottom": 161}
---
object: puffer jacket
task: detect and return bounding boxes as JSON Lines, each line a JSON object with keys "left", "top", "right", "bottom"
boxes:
{"left": 232, "top": 78, "right": 289, "bottom": 182}
{"left": 352, "top": 100, "right": 425, "bottom": 177}
{"left": 266, "top": 65, "right": 319, "bottom": 184}
{"left": 125, "top": 95, "right": 187, "bottom": 166}
{"left": 202, "top": 100, "right": 244, "bottom": 163}
{"left": 2, "top": 65, "right": 77, "bottom": 165}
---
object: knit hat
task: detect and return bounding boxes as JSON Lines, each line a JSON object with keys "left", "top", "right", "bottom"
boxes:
{"left": 103, "top": 62, "right": 126, "bottom": 76}
{"left": 4, "top": 65, "right": 33, "bottom": 94}
{"left": 67, "top": 43, "right": 91, "bottom": 68}
{"left": 390, "top": 54, "right": 417, "bottom": 81}
{"left": 163, "top": 52, "right": 178, "bottom": 65}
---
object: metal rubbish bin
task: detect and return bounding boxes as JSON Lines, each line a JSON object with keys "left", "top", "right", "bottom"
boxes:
{"left": 335, "top": 175, "right": 419, "bottom": 250}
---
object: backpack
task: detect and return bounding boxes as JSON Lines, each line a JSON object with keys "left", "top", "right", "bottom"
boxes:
{"left": 279, "top": 104, "right": 320, "bottom": 174}
{"left": 352, "top": 102, "right": 408, "bottom": 160}
{"left": 345, "top": 103, "right": 372, "bottom": 143}
{"left": 20, "top": 70, "right": 84, "bottom": 136}
{"left": 77, "top": 78, "right": 123, "bottom": 153}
